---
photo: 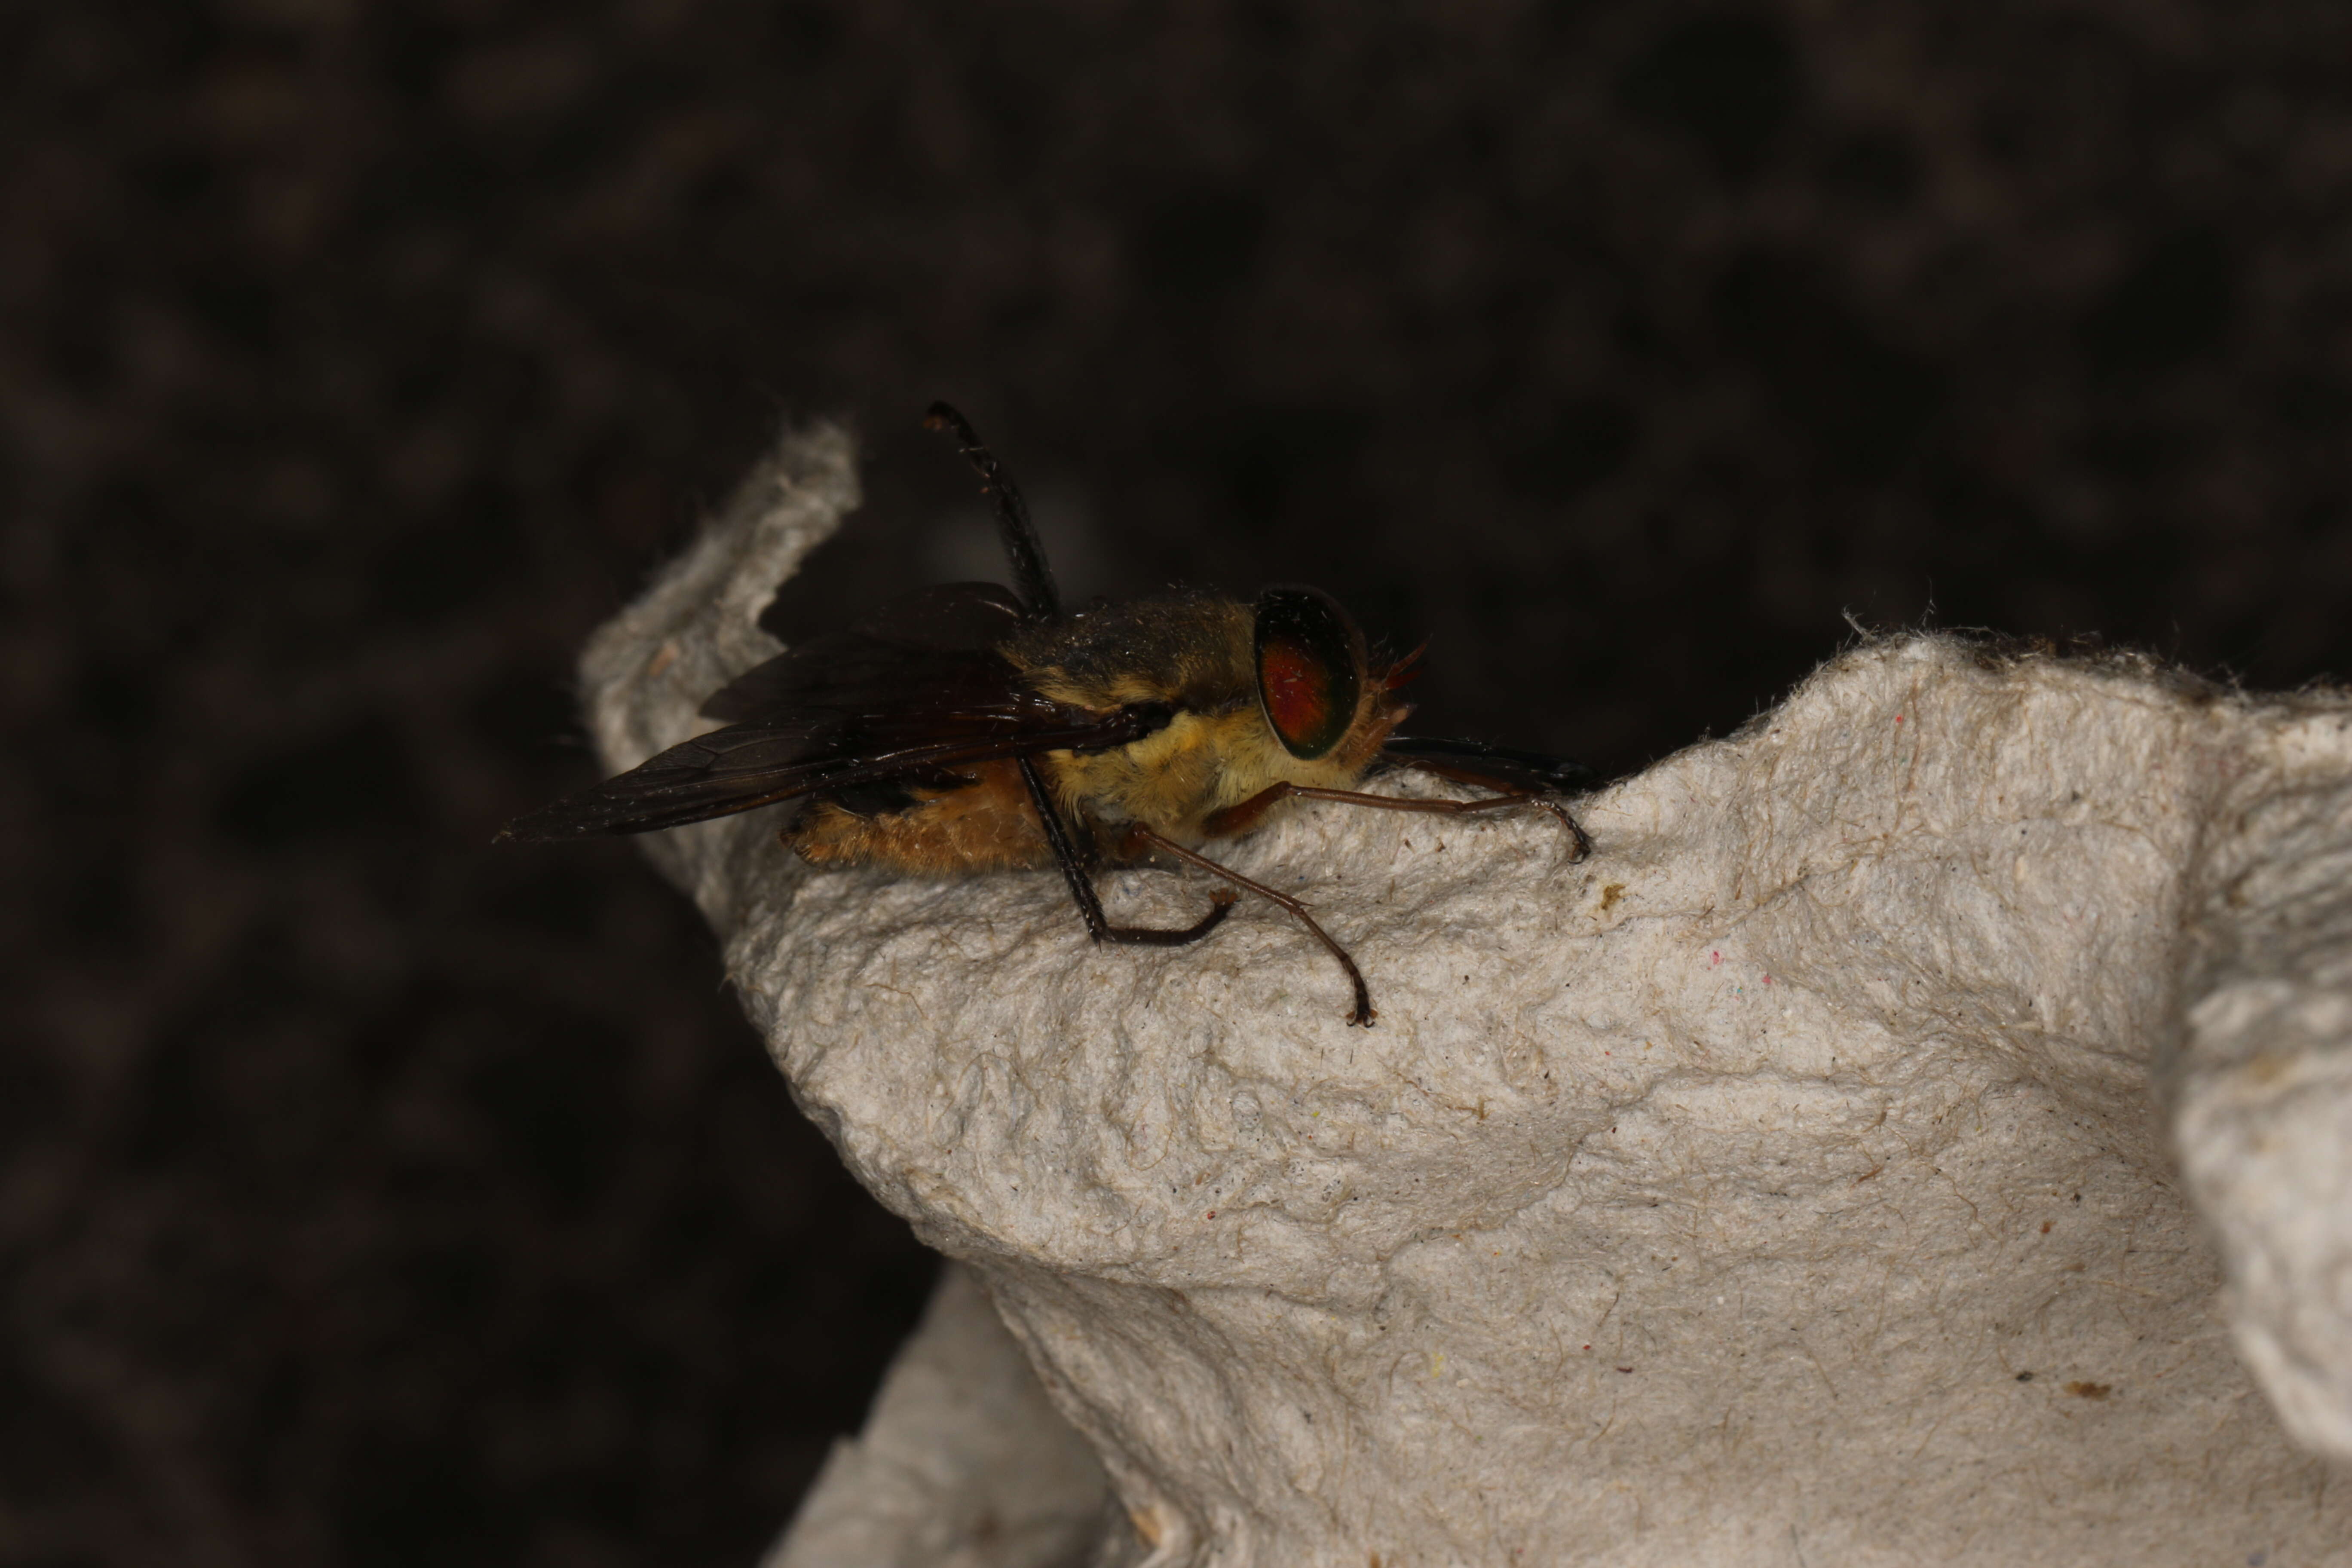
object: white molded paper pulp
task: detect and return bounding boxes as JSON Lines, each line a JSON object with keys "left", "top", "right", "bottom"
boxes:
{"left": 577, "top": 427, "right": 2352, "bottom": 1566}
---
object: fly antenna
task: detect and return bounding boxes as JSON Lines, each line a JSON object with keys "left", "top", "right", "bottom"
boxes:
{"left": 924, "top": 401, "right": 1063, "bottom": 622}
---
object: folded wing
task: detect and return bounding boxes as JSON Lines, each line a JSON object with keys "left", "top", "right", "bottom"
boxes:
{"left": 502, "top": 583, "right": 1155, "bottom": 840}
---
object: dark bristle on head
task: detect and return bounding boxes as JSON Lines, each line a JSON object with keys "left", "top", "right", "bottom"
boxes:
{"left": 1383, "top": 640, "right": 1430, "bottom": 691}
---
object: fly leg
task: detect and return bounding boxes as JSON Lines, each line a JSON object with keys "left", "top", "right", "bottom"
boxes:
{"left": 1204, "top": 781, "right": 1592, "bottom": 861}
{"left": 1018, "top": 759, "right": 1234, "bottom": 946}
{"left": 1120, "top": 824, "right": 1375, "bottom": 1028}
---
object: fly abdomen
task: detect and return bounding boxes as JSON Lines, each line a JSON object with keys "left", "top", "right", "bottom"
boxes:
{"left": 787, "top": 759, "right": 1054, "bottom": 874}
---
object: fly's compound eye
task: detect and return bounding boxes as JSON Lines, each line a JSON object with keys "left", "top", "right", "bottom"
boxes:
{"left": 1254, "top": 587, "right": 1366, "bottom": 760}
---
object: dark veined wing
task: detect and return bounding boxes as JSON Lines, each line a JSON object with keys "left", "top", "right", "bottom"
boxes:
{"left": 500, "top": 639, "right": 1163, "bottom": 840}
{"left": 1379, "top": 736, "right": 1599, "bottom": 795}
{"left": 703, "top": 582, "right": 1029, "bottom": 723}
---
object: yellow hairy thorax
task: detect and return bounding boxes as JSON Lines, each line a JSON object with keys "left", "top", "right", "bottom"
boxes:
{"left": 1044, "top": 688, "right": 1403, "bottom": 847}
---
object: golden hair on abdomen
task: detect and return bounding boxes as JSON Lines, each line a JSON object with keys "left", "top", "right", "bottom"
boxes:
{"left": 788, "top": 760, "right": 1052, "bottom": 873}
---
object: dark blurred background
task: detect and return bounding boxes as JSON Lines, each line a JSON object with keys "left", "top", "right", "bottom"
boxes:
{"left": 8, "top": 0, "right": 2351, "bottom": 1563}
